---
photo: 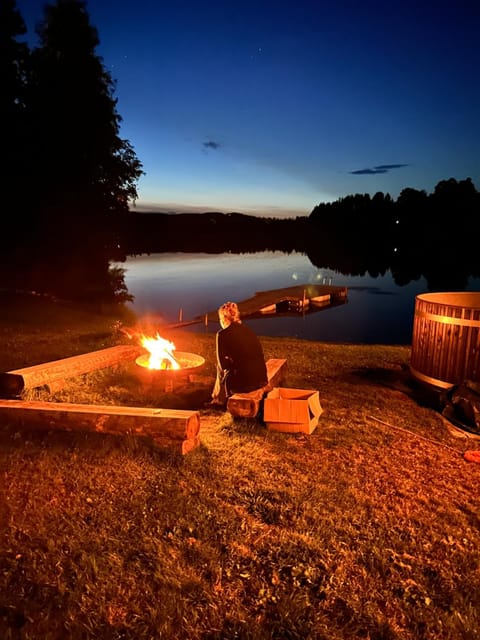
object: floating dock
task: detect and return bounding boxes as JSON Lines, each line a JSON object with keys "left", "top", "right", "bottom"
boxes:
{"left": 201, "top": 283, "right": 348, "bottom": 324}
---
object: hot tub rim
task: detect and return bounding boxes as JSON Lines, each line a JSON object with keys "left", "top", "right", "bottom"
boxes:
{"left": 415, "top": 291, "right": 480, "bottom": 310}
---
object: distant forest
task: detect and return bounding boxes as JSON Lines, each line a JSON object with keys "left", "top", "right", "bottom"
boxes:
{"left": 122, "top": 176, "right": 480, "bottom": 292}
{"left": 2, "top": 1, "right": 479, "bottom": 303}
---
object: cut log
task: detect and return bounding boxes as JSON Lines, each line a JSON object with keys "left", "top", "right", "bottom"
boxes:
{"left": 227, "top": 358, "right": 287, "bottom": 418}
{"left": 0, "top": 344, "right": 144, "bottom": 396}
{"left": 227, "top": 388, "right": 265, "bottom": 418}
{"left": 264, "top": 358, "right": 288, "bottom": 388}
{"left": 0, "top": 399, "right": 200, "bottom": 454}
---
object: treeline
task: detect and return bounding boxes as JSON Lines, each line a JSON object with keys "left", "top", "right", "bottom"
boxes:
{"left": 122, "top": 212, "right": 306, "bottom": 255}
{"left": 306, "top": 177, "right": 480, "bottom": 290}
{"left": 1, "top": 0, "right": 142, "bottom": 303}
{"left": 123, "top": 177, "right": 480, "bottom": 291}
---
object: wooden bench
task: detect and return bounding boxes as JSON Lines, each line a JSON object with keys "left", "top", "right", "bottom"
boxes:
{"left": 227, "top": 358, "right": 287, "bottom": 418}
{"left": 0, "top": 345, "right": 144, "bottom": 396}
{"left": 0, "top": 399, "right": 200, "bottom": 455}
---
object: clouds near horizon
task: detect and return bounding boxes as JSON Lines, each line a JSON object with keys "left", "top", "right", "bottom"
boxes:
{"left": 350, "top": 164, "right": 410, "bottom": 175}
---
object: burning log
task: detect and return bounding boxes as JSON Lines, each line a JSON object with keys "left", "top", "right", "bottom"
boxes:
{"left": 0, "top": 345, "right": 144, "bottom": 396}
{"left": 0, "top": 399, "right": 200, "bottom": 454}
{"left": 227, "top": 358, "right": 287, "bottom": 418}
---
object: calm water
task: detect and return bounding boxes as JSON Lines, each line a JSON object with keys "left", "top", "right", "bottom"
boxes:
{"left": 116, "top": 251, "right": 480, "bottom": 345}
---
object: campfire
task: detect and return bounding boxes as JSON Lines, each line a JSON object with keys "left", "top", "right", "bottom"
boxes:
{"left": 135, "top": 333, "right": 205, "bottom": 391}
{"left": 137, "top": 333, "right": 181, "bottom": 370}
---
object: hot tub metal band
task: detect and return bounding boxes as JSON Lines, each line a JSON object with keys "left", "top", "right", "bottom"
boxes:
{"left": 414, "top": 310, "right": 480, "bottom": 328}
{"left": 411, "top": 310, "right": 480, "bottom": 388}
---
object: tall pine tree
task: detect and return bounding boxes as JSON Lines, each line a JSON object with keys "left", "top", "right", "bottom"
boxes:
{"left": 29, "top": 0, "right": 143, "bottom": 247}
{"left": 12, "top": 0, "right": 143, "bottom": 302}
{"left": 0, "top": 0, "right": 30, "bottom": 250}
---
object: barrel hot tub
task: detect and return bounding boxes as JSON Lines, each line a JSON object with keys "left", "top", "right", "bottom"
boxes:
{"left": 410, "top": 292, "right": 480, "bottom": 389}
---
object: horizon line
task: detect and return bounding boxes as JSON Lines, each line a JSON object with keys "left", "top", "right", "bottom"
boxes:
{"left": 130, "top": 201, "right": 311, "bottom": 218}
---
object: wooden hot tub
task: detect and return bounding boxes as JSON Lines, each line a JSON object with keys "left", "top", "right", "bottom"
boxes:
{"left": 410, "top": 292, "right": 480, "bottom": 389}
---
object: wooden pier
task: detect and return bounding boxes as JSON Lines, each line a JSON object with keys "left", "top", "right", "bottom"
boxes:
{"left": 200, "top": 284, "right": 348, "bottom": 324}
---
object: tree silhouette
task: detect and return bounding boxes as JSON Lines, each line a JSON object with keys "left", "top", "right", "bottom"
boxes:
{"left": 305, "top": 178, "right": 480, "bottom": 289}
{"left": 28, "top": 0, "right": 143, "bottom": 248}
{"left": 1, "top": 0, "right": 143, "bottom": 303}
{"left": 0, "top": 0, "right": 30, "bottom": 252}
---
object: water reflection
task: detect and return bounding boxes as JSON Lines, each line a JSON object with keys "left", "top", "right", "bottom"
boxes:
{"left": 116, "top": 250, "right": 476, "bottom": 344}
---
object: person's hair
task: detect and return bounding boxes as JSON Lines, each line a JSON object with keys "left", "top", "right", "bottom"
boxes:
{"left": 218, "top": 301, "right": 241, "bottom": 327}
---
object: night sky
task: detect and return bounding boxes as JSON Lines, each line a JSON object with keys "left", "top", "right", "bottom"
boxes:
{"left": 17, "top": 0, "right": 480, "bottom": 217}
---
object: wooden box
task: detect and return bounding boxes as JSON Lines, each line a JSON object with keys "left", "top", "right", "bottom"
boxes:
{"left": 264, "top": 387, "right": 323, "bottom": 434}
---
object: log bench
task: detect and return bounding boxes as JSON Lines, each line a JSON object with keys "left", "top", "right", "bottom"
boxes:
{"left": 0, "top": 344, "right": 144, "bottom": 396}
{"left": 0, "top": 399, "right": 200, "bottom": 455}
{"left": 227, "top": 358, "right": 287, "bottom": 418}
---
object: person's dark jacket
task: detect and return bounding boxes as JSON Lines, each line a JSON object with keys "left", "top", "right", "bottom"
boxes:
{"left": 216, "top": 321, "right": 267, "bottom": 394}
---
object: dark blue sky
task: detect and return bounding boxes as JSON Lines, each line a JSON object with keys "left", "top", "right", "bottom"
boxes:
{"left": 17, "top": 0, "right": 480, "bottom": 217}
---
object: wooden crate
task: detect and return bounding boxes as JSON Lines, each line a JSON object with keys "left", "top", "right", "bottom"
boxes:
{"left": 264, "top": 387, "right": 322, "bottom": 434}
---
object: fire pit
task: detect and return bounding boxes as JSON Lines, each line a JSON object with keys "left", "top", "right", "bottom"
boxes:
{"left": 135, "top": 351, "right": 205, "bottom": 392}
{"left": 129, "top": 332, "right": 206, "bottom": 392}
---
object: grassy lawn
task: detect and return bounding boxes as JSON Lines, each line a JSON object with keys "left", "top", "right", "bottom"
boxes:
{"left": 1, "top": 293, "right": 479, "bottom": 639}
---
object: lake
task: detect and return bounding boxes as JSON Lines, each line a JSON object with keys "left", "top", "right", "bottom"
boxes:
{"left": 116, "top": 251, "right": 480, "bottom": 345}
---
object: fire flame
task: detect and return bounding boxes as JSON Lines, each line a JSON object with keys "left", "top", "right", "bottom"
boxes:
{"left": 140, "top": 333, "right": 181, "bottom": 370}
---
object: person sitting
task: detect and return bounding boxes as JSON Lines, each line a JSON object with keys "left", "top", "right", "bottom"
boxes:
{"left": 209, "top": 301, "right": 268, "bottom": 406}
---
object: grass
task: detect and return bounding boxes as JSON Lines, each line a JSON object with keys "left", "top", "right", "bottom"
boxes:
{"left": 1, "top": 293, "right": 480, "bottom": 639}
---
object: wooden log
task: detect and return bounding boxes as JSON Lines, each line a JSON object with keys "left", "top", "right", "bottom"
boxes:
{"left": 227, "top": 387, "right": 265, "bottom": 418}
{"left": 0, "top": 344, "right": 144, "bottom": 396}
{"left": 0, "top": 399, "right": 200, "bottom": 454}
{"left": 264, "top": 358, "right": 288, "bottom": 388}
{"left": 227, "top": 358, "right": 287, "bottom": 418}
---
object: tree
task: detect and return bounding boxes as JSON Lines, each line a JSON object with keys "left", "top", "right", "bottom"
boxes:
{"left": 0, "top": 0, "right": 144, "bottom": 302}
{"left": 0, "top": 0, "right": 30, "bottom": 243}
{"left": 28, "top": 0, "right": 143, "bottom": 250}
